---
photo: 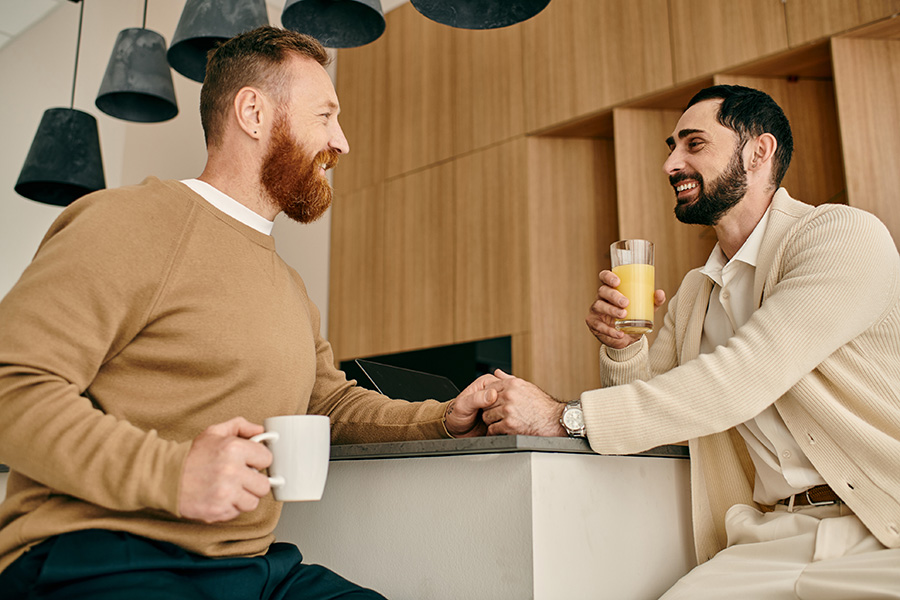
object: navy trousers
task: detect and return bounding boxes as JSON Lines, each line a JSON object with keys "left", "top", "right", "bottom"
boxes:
{"left": 0, "top": 529, "right": 386, "bottom": 600}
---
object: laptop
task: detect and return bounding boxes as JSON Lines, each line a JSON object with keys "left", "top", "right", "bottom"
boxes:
{"left": 351, "top": 359, "right": 460, "bottom": 402}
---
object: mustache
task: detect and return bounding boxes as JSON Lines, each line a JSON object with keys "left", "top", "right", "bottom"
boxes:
{"left": 669, "top": 171, "right": 702, "bottom": 187}
{"left": 316, "top": 149, "right": 340, "bottom": 171}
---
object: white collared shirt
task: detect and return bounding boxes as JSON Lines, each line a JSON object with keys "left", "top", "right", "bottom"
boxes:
{"left": 181, "top": 179, "right": 275, "bottom": 236}
{"left": 699, "top": 206, "right": 826, "bottom": 505}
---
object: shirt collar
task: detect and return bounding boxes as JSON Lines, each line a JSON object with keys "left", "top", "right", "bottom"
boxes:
{"left": 699, "top": 204, "right": 773, "bottom": 285}
{"left": 181, "top": 179, "right": 275, "bottom": 236}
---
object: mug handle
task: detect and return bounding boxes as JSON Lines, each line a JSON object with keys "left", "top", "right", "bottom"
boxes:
{"left": 249, "top": 431, "right": 285, "bottom": 488}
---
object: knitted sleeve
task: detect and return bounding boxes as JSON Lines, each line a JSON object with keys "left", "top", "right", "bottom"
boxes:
{"left": 0, "top": 189, "right": 191, "bottom": 515}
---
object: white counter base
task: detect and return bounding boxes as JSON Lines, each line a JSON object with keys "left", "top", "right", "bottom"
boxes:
{"left": 275, "top": 449, "right": 695, "bottom": 600}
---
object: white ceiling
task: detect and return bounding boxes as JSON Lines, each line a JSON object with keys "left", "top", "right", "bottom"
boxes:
{"left": 0, "top": 0, "right": 411, "bottom": 51}
{"left": 0, "top": 0, "right": 65, "bottom": 51}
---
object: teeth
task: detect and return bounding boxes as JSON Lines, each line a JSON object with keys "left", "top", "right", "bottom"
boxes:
{"left": 676, "top": 182, "right": 697, "bottom": 192}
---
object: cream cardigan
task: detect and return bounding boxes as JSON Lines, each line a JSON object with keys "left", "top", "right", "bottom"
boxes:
{"left": 583, "top": 189, "right": 900, "bottom": 562}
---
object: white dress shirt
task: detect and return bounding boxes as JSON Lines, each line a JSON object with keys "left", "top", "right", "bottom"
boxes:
{"left": 699, "top": 206, "right": 826, "bottom": 505}
{"left": 181, "top": 179, "right": 274, "bottom": 236}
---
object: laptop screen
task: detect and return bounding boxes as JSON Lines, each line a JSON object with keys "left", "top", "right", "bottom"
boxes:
{"left": 353, "top": 359, "right": 460, "bottom": 402}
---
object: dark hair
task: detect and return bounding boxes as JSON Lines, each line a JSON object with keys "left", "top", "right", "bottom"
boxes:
{"left": 200, "top": 26, "right": 330, "bottom": 148}
{"left": 686, "top": 85, "right": 793, "bottom": 188}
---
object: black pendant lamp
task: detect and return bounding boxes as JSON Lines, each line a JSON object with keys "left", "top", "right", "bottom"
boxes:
{"left": 410, "top": 0, "right": 551, "bottom": 29}
{"left": 96, "top": 0, "right": 178, "bottom": 122}
{"left": 15, "top": 0, "right": 105, "bottom": 207}
{"left": 281, "top": 0, "right": 385, "bottom": 48}
{"left": 167, "top": 0, "right": 270, "bottom": 83}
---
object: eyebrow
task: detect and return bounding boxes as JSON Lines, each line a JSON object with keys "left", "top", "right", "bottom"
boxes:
{"left": 666, "top": 128, "right": 706, "bottom": 148}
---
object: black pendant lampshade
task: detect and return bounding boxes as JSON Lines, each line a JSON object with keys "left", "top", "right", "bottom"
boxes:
{"left": 281, "top": 0, "right": 385, "bottom": 48}
{"left": 167, "top": 0, "right": 270, "bottom": 83}
{"left": 15, "top": 0, "right": 105, "bottom": 207}
{"left": 15, "top": 108, "right": 106, "bottom": 207}
{"left": 96, "top": 28, "right": 178, "bottom": 122}
{"left": 410, "top": 0, "right": 551, "bottom": 29}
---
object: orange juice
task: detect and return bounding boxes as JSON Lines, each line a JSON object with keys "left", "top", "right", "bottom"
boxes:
{"left": 612, "top": 263, "right": 655, "bottom": 334}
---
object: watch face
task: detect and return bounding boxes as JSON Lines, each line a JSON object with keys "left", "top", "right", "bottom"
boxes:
{"left": 563, "top": 407, "right": 584, "bottom": 430}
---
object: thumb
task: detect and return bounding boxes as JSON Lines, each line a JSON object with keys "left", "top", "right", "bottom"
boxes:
{"left": 494, "top": 368, "right": 515, "bottom": 380}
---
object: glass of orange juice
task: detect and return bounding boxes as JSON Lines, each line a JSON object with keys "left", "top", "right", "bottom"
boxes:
{"left": 610, "top": 239, "right": 655, "bottom": 335}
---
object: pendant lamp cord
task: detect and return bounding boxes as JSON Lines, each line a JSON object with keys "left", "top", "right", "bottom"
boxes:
{"left": 142, "top": 0, "right": 148, "bottom": 29}
{"left": 70, "top": 0, "right": 84, "bottom": 110}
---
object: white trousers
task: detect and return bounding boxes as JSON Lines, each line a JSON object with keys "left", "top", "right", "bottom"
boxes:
{"left": 659, "top": 503, "right": 900, "bottom": 599}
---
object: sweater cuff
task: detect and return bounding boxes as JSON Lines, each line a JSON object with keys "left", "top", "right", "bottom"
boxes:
{"left": 603, "top": 336, "right": 647, "bottom": 362}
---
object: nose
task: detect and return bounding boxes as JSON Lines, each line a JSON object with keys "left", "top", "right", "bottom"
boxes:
{"left": 330, "top": 118, "right": 350, "bottom": 155}
{"left": 663, "top": 148, "right": 682, "bottom": 177}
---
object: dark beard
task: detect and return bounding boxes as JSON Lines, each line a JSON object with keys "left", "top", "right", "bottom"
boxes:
{"left": 260, "top": 115, "right": 340, "bottom": 224}
{"left": 672, "top": 149, "right": 747, "bottom": 226}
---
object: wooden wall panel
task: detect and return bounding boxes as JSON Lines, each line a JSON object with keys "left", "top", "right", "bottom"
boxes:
{"left": 521, "top": 0, "right": 673, "bottom": 133}
{"left": 613, "top": 108, "right": 718, "bottom": 315}
{"left": 714, "top": 75, "right": 846, "bottom": 205}
{"left": 452, "top": 26, "right": 526, "bottom": 161}
{"left": 385, "top": 4, "right": 456, "bottom": 179}
{"left": 785, "top": 0, "right": 900, "bottom": 47}
{"left": 669, "top": 0, "right": 789, "bottom": 82}
{"left": 832, "top": 37, "right": 900, "bottom": 245}
{"left": 524, "top": 138, "right": 619, "bottom": 399}
{"left": 381, "top": 163, "right": 458, "bottom": 354}
{"left": 334, "top": 34, "right": 388, "bottom": 194}
{"left": 381, "top": 4, "right": 527, "bottom": 180}
{"left": 328, "top": 185, "right": 386, "bottom": 362}
{"left": 454, "top": 140, "right": 529, "bottom": 343}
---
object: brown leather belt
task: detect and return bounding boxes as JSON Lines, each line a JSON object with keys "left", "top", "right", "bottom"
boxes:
{"left": 777, "top": 484, "right": 842, "bottom": 507}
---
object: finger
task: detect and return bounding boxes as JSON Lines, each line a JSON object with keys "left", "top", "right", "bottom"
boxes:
{"left": 206, "top": 416, "right": 264, "bottom": 439}
{"left": 494, "top": 368, "right": 515, "bottom": 380}
{"left": 598, "top": 270, "right": 620, "bottom": 288}
{"left": 242, "top": 439, "right": 274, "bottom": 470}
{"left": 233, "top": 489, "right": 262, "bottom": 513}
{"left": 654, "top": 289, "right": 666, "bottom": 308}
{"left": 242, "top": 468, "right": 272, "bottom": 499}
{"left": 475, "top": 388, "right": 498, "bottom": 408}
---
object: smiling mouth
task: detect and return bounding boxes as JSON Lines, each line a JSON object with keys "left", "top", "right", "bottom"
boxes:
{"left": 673, "top": 180, "right": 699, "bottom": 202}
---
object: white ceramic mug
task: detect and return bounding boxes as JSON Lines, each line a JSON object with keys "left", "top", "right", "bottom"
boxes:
{"left": 250, "top": 415, "right": 331, "bottom": 502}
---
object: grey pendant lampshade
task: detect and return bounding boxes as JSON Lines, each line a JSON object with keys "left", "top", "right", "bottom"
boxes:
{"left": 281, "top": 0, "right": 385, "bottom": 48}
{"left": 96, "top": 28, "right": 178, "bottom": 123}
{"left": 15, "top": 108, "right": 106, "bottom": 207}
{"left": 410, "top": 0, "right": 551, "bottom": 29}
{"left": 167, "top": 0, "right": 270, "bottom": 82}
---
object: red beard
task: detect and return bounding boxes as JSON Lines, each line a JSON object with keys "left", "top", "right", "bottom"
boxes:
{"left": 260, "top": 115, "right": 340, "bottom": 224}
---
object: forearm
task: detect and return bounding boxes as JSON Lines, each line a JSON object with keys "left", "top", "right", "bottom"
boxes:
{"left": 0, "top": 368, "right": 189, "bottom": 514}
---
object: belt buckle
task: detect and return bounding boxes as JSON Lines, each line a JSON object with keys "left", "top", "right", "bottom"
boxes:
{"left": 805, "top": 488, "right": 838, "bottom": 507}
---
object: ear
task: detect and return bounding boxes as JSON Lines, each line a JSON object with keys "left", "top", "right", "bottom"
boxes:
{"left": 233, "top": 87, "right": 266, "bottom": 140}
{"left": 747, "top": 132, "right": 777, "bottom": 171}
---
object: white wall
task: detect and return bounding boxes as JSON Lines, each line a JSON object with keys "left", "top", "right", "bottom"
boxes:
{"left": 0, "top": 0, "right": 343, "bottom": 334}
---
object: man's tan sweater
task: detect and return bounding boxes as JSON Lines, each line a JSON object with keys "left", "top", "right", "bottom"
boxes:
{"left": 0, "top": 178, "right": 448, "bottom": 572}
{"left": 583, "top": 190, "right": 900, "bottom": 562}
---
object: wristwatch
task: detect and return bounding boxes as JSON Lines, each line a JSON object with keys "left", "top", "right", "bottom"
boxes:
{"left": 560, "top": 400, "right": 586, "bottom": 438}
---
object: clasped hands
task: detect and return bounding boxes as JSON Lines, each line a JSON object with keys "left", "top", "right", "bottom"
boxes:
{"left": 447, "top": 269, "right": 667, "bottom": 439}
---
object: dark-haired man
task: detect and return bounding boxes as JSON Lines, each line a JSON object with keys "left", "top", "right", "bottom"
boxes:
{"left": 0, "top": 27, "right": 497, "bottom": 599}
{"left": 482, "top": 85, "right": 900, "bottom": 597}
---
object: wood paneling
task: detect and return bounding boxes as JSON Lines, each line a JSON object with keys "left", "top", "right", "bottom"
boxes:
{"left": 714, "top": 75, "right": 847, "bottom": 205}
{"left": 613, "top": 108, "right": 717, "bottom": 314}
{"left": 454, "top": 140, "right": 529, "bottom": 343}
{"left": 832, "top": 37, "right": 900, "bottom": 244}
{"left": 521, "top": 0, "right": 673, "bottom": 133}
{"left": 381, "top": 163, "right": 458, "bottom": 354}
{"left": 785, "top": 0, "right": 900, "bottom": 47}
{"left": 669, "top": 0, "right": 789, "bottom": 82}
{"left": 524, "top": 138, "right": 619, "bottom": 399}
{"left": 451, "top": 26, "right": 526, "bottom": 163}
{"left": 334, "top": 35, "right": 388, "bottom": 194}
{"left": 328, "top": 185, "right": 386, "bottom": 362}
{"left": 380, "top": 3, "right": 526, "bottom": 180}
